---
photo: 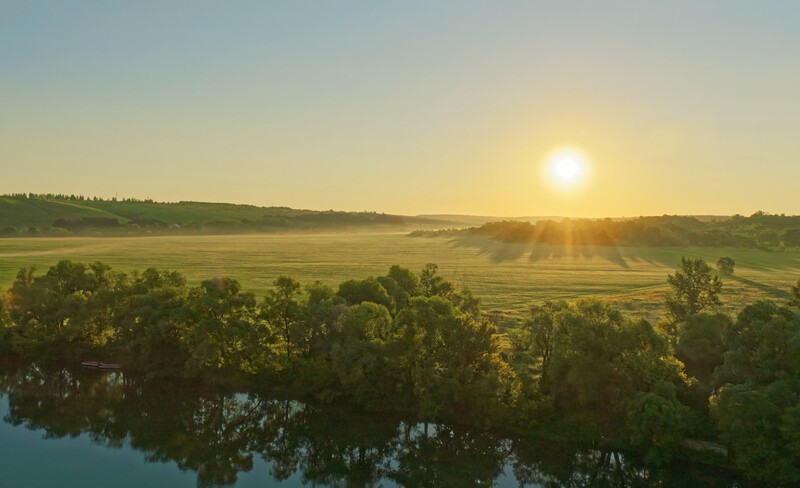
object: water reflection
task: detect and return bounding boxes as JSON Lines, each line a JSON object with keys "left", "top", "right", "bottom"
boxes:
{"left": 0, "top": 363, "right": 737, "bottom": 487}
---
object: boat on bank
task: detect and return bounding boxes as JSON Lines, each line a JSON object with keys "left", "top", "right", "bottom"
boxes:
{"left": 80, "top": 361, "right": 121, "bottom": 370}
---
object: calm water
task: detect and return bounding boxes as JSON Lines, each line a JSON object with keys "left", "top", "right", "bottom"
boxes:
{"left": 0, "top": 364, "right": 736, "bottom": 487}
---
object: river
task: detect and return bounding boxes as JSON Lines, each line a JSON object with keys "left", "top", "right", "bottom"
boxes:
{"left": 0, "top": 363, "right": 738, "bottom": 487}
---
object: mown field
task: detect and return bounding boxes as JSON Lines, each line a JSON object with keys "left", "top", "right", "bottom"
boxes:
{"left": 2, "top": 233, "right": 799, "bottom": 326}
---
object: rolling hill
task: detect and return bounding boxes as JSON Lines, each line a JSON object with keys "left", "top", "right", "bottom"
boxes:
{"left": 0, "top": 194, "right": 462, "bottom": 236}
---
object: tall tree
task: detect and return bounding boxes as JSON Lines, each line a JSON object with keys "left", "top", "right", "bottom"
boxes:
{"left": 710, "top": 301, "right": 800, "bottom": 483}
{"left": 516, "top": 301, "right": 570, "bottom": 369}
{"left": 675, "top": 312, "right": 729, "bottom": 383}
{"left": 262, "top": 276, "right": 304, "bottom": 363}
{"left": 545, "top": 300, "right": 686, "bottom": 439}
{"left": 113, "top": 268, "right": 191, "bottom": 375}
{"left": 185, "top": 278, "right": 266, "bottom": 380}
{"left": 666, "top": 257, "right": 722, "bottom": 322}
{"left": 419, "top": 263, "right": 454, "bottom": 299}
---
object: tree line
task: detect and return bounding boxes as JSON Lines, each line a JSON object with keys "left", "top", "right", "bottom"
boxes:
{"left": 1, "top": 192, "right": 153, "bottom": 203}
{"left": 412, "top": 213, "right": 800, "bottom": 249}
{"left": 0, "top": 194, "right": 413, "bottom": 237}
{"left": 0, "top": 259, "right": 798, "bottom": 484}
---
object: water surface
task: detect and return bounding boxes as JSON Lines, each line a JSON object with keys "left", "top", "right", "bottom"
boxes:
{"left": 0, "top": 364, "right": 737, "bottom": 487}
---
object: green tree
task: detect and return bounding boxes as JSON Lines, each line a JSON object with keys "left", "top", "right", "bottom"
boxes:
{"left": 716, "top": 256, "right": 735, "bottom": 275}
{"left": 388, "top": 265, "right": 420, "bottom": 297}
{"left": 516, "top": 301, "right": 570, "bottom": 368}
{"left": 675, "top": 313, "right": 729, "bottom": 383}
{"left": 419, "top": 263, "right": 454, "bottom": 299}
{"left": 714, "top": 301, "right": 798, "bottom": 388}
{"left": 5, "top": 260, "right": 125, "bottom": 358}
{"left": 374, "top": 266, "right": 421, "bottom": 313}
{"left": 262, "top": 276, "right": 304, "bottom": 363}
{"left": 790, "top": 279, "right": 800, "bottom": 309}
{"left": 330, "top": 302, "right": 398, "bottom": 407}
{"left": 113, "top": 268, "right": 191, "bottom": 376}
{"left": 336, "top": 278, "right": 394, "bottom": 311}
{"left": 185, "top": 278, "right": 267, "bottom": 380}
{"left": 395, "top": 296, "right": 516, "bottom": 423}
{"left": 711, "top": 385, "right": 797, "bottom": 482}
{"left": 625, "top": 382, "right": 693, "bottom": 465}
{"left": 545, "top": 300, "right": 686, "bottom": 439}
{"left": 666, "top": 257, "right": 722, "bottom": 322}
{"left": 0, "top": 296, "right": 11, "bottom": 354}
{"left": 710, "top": 302, "right": 800, "bottom": 483}
{"left": 302, "top": 281, "right": 346, "bottom": 357}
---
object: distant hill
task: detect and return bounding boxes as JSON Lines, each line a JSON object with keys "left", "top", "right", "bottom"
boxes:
{"left": 415, "top": 214, "right": 563, "bottom": 226}
{"left": 0, "top": 194, "right": 453, "bottom": 236}
{"left": 410, "top": 213, "right": 800, "bottom": 249}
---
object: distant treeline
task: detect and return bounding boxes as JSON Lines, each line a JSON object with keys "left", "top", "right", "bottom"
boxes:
{"left": 0, "top": 194, "right": 439, "bottom": 236}
{"left": 1, "top": 192, "right": 155, "bottom": 203}
{"left": 1, "top": 259, "right": 799, "bottom": 484}
{"left": 411, "top": 213, "right": 800, "bottom": 249}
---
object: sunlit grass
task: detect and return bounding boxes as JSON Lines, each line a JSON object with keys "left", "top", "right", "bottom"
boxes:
{"left": 1, "top": 233, "right": 798, "bottom": 326}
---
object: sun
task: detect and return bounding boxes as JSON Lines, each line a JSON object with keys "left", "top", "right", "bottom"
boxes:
{"left": 543, "top": 147, "right": 590, "bottom": 189}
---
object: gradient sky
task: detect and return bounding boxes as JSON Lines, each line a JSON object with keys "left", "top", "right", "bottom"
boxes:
{"left": 2, "top": 1, "right": 799, "bottom": 217}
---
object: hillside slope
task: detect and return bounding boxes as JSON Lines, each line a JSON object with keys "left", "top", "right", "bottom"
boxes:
{"left": 0, "top": 195, "right": 455, "bottom": 236}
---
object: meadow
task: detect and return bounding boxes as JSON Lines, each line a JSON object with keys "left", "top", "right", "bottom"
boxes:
{"left": 1, "top": 232, "right": 799, "bottom": 326}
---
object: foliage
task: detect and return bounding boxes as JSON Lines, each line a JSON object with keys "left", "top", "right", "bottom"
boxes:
{"left": 184, "top": 278, "right": 267, "bottom": 380}
{"left": 2, "top": 258, "right": 800, "bottom": 485}
{"left": 5, "top": 260, "right": 124, "bottom": 359}
{"left": 716, "top": 256, "right": 735, "bottom": 275}
{"left": 419, "top": 213, "right": 800, "bottom": 249}
{"left": 419, "top": 263, "right": 454, "bottom": 299}
{"left": 521, "top": 299, "right": 687, "bottom": 440}
{"left": 2, "top": 234, "right": 798, "bottom": 328}
{"left": 1, "top": 363, "right": 740, "bottom": 488}
{"left": 0, "top": 194, "right": 437, "bottom": 235}
{"left": 517, "top": 301, "right": 570, "bottom": 368}
{"left": 665, "top": 257, "right": 722, "bottom": 323}
{"left": 675, "top": 313, "right": 729, "bottom": 383}
{"left": 112, "top": 268, "right": 191, "bottom": 376}
{"left": 710, "top": 301, "right": 800, "bottom": 483}
{"left": 337, "top": 278, "right": 395, "bottom": 312}
{"left": 625, "top": 382, "right": 694, "bottom": 465}
{"left": 790, "top": 279, "right": 800, "bottom": 309}
{"left": 262, "top": 276, "right": 303, "bottom": 362}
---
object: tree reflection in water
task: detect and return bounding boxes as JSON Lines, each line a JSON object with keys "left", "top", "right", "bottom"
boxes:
{"left": 0, "top": 364, "right": 738, "bottom": 487}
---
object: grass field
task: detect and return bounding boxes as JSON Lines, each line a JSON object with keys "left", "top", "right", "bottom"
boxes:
{"left": 1, "top": 233, "right": 799, "bottom": 326}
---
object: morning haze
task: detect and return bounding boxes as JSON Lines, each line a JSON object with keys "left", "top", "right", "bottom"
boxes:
{"left": 2, "top": 1, "right": 799, "bottom": 217}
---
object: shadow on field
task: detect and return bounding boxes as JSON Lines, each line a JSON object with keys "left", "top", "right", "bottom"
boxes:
{"left": 728, "top": 274, "right": 790, "bottom": 299}
{"left": 445, "top": 235, "right": 631, "bottom": 268}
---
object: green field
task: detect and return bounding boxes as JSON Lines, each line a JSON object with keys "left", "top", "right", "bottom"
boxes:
{"left": 2, "top": 233, "right": 799, "bottom": 325}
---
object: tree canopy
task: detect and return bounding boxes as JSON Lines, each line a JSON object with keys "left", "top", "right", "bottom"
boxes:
{"left": 1, "top": 257, "right": 799, "bottom": 485}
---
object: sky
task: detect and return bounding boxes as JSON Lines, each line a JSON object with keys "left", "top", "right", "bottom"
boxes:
{"left": 1, "top": 1, "right": 799, "bottom": 217}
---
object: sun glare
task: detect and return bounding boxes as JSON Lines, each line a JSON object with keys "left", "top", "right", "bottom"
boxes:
{"left": 543, "top": 148, "right": 590, "bottom": 189}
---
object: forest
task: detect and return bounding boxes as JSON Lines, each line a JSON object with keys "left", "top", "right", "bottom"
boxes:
{"left": 412, "top": 212, "right": 800, "bottom": 249}
{"left": 0, "top": 194, "right": 450, "bottom": 236}
{"left": 0, "top": 258, "right": 798, "bottom": 485}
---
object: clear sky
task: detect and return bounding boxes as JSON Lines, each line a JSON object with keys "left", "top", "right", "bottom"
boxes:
{"left": 2, "top": 1, "right": 799, "bottom": 217}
